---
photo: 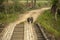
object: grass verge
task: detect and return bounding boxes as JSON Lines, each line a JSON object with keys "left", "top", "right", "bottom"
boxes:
{"left": 37, "top": 10, "right": 60, "bottom": 38}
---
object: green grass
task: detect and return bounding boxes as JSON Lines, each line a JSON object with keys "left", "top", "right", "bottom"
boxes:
{"left": 37, "top": 10, "right": 60, "bottom": 38}
{"left": 0, "top": 13, "right": 19, "bottom": 24}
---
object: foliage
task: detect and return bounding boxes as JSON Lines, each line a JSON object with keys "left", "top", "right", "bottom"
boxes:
{"left": 51, "top": 0, "right": 58, "bottom": 4}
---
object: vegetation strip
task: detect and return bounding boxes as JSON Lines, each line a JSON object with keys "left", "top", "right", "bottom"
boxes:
{"left": 37, "top": 10, "right": 60, "bottom": 39}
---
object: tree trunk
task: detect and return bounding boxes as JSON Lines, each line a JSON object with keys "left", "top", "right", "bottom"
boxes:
{"left": 51, "top": 4, "right": 57, "bottom": 21}
{"left": 27, "top": 0, "right": 29, "bottom": 7}
{"left": 34, "top": 0, "right": 36, "bottom": 8}
{"left": 31, "top": 0, "right": 34, "bottom": 8}
{"left": 4, "top": 0, "right": 8, "bottom": 14}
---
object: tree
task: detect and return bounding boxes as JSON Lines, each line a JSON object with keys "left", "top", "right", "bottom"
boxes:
{"left": 26, "top": 0, "right": 29, "bottom": 7}
{"left": 4, "top": 0, "right": 9, "bottom": 14}
{"left": 31, "top": 0, "right": 34, "bottom": 8}
{"left": 57, "top": 0, "right": 60, "bottom": 15}
{"left": 31, "top": 0, "right": 36, "bottom": 8}
{"left": 34, "top": 0, "right": 36, "bottom": 8}
{"left": 51, "top": 0, "right": 58, "bottom": 21}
